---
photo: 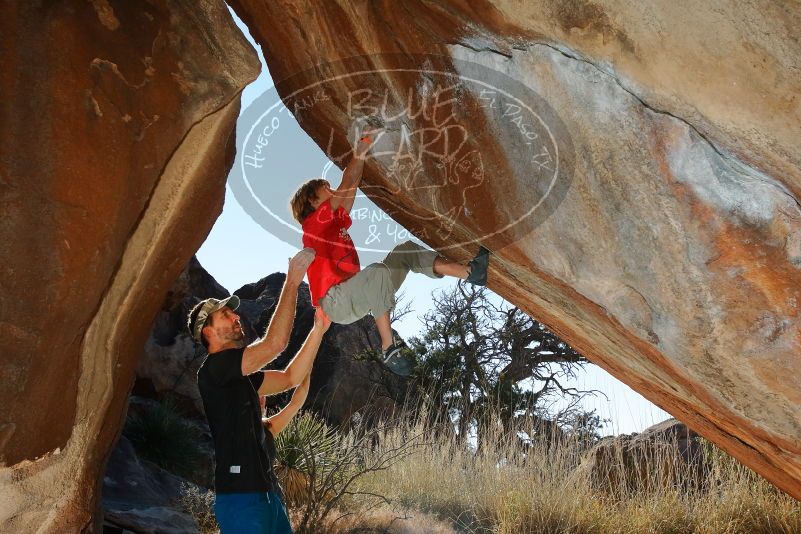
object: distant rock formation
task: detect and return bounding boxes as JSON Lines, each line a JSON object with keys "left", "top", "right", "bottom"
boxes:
{"left": 136, "top": 257, "right": 228, "bottom": 414}
{"left": 230, "top": 0, "right": 801, "bottom": 499}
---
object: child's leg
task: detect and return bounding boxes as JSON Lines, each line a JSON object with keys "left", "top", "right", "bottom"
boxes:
{"left": 382, "top": 240, "right": 491, "bottom": 293}
{"left": 433, "top": 256, "right": 468, "bottom": 279}
{"left": 381, "top": 241, "right": 442, "bottom": 290}
{"left": 374, "top": 311, "right": 394, "bottom": 350}
{"left": 320, "top": 241, "right": 487, "bottom": 330}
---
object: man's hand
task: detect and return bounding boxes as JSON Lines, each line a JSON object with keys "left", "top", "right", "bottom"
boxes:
{"left": 287, "top": 247, "right": 315, "bottom": 285}
{"left": 314, "top": 307, "right": 332, "bottom": 332}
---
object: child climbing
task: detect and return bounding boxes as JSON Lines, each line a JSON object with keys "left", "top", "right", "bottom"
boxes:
{"left": 290, "top": 129, "right": 490, "bottom": 375}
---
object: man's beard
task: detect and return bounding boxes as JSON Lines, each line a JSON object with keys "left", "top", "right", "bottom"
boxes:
{"left": 226, "top": 326, "right": 246, "bottom": 347}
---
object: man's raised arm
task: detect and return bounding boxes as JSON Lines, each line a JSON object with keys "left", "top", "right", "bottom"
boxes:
{"left": 241, "top": 248, "right": 315, "bottom": 375}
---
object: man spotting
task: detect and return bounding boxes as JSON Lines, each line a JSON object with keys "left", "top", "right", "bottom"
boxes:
{"left": 290, "top": 130, "right": 489, "bottom": 376}
{"left": 187, "top": 248, "right": 329, "bottom": 533}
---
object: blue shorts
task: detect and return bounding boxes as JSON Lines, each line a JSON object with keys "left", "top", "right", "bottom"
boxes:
{"left": 214, "top": 491, "right": 291, "bottom": 534}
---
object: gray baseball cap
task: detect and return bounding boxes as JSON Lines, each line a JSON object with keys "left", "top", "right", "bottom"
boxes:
{"left": 188, "top": 295, "right": 241, "bottom": 344}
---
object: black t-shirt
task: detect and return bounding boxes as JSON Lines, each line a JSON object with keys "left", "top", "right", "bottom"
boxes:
{"left": 197, "top": 347, "right": 280, "bottom": 494}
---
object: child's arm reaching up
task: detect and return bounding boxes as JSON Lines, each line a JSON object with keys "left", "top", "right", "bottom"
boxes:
{"left": 330, "top": 128, "right": 382, "bottom": 213}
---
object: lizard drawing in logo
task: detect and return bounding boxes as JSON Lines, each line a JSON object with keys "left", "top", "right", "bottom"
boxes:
{"left": 378, "top": 145, "right": 485, "bottom": 241}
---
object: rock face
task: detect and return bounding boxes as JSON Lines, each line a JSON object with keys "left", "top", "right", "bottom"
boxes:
{"left": 135, "top": 257, "right": 229, "bottom": 415}
{"left": 102, "top": 435, "right": 200, "bottom": 534}
{"left": 230, "top": 1, "right": 801, "bottom": 498}
{"left": 0, "top": 2, "right": 259, "bottom": 531}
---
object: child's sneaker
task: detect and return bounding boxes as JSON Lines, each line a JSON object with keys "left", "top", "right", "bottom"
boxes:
{"left": 466, "top": 246, "right": 490, "bottom": 286}
{"left": 381, "top": 336, "right": 412, "bottom": 376}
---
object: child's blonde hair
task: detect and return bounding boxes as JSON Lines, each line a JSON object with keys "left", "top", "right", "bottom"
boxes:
{"left": 290, "top": 178, "right": 328, "bottom": 224}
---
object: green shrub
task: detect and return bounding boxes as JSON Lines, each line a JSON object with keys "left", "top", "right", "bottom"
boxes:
{"left": 124, "top": 397, "right": 203, "bottom": 479}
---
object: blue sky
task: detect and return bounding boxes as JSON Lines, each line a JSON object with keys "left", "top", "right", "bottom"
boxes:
{"left": 197, "top": 7, "right": 670, "bottom": 435}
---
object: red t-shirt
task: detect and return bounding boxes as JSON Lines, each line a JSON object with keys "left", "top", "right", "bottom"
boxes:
{"left": 302, "top": 199, "right": 361, "bottom": 306}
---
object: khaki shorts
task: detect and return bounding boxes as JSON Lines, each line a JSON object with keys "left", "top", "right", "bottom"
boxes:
{"left": 319, "top": 241, "right": 441, "bottom": 324}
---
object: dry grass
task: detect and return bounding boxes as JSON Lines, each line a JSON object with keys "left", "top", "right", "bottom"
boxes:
{"left": 299, "top": 505, "right": 457, "bottom": 534}
{"left": 180, "top": 411, "right": 801, "bottom": 534}
{"left": 351, "top": 414, "right": 801, "bottom": 534}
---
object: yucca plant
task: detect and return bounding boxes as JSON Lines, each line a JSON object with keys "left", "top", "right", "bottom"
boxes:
{"left": 274, "top": 412, "right": 341, "bottom": 507}
{"left": 275, "top": 411, "right": 424, "bottom": 534}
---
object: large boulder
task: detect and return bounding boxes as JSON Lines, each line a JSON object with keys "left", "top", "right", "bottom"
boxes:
{"left": 102, "top": 435, "right": 199, "bottom": 534}
{"left": 0, "top": 2, "right": 259, "bottom": 531}
{"left": 579, "top": 418, "right": 706, "bottom": 494}
{"left": 230, "top": 1, "right": 801, "bottom": 498}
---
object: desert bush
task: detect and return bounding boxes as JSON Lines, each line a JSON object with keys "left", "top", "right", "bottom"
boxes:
{"left": 277, "top": 412, "right": 424, "bottom": 534}
{"left": 123, "top": 396, "right": 203, "bottom": 479}
{"left": 179, "top": 483, "right": 218, "bottom": 534}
